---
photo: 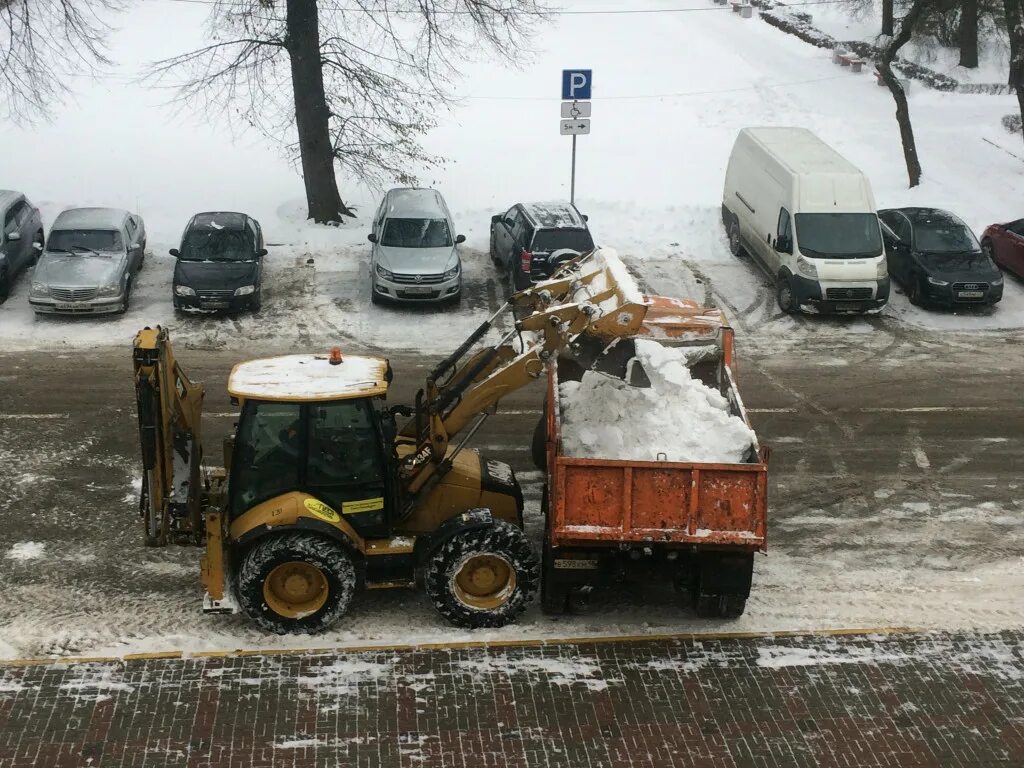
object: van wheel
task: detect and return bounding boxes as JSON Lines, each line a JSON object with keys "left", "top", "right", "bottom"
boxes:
{"left": 776, "top": 276, "right": 797, "bottom": 314}
{"left": 727, "top": 219, "right": 745, "bottom": 257}
{"left": 489, "top": 230, "right": 502, "bottom": 266}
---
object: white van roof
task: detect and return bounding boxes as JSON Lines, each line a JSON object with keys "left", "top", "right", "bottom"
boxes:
{"left": 741, "top": 127, "right": 863, "bottom": 176}
{"left": 740, "top": 127, "right": 874, "bottom": 213}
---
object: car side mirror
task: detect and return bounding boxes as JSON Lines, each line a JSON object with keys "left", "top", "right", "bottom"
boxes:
{"left": 367, "top": 233, "right": 378, "bottom": 244}
{"left": 257, "top": 248, "right": 268, "bottom": 257}
{"left": 169, "top": 248, "right": 180, "bottom": 257}
{"left": 504, "top": 217, "right": 515, "bottom": 228}
{"left": 775, "top": 235, "right": 792, "bottom": 254}
{"left": 6, "top": 232, "right": 21, "bottom": 242}
{"left": 455, "top": 234, "right": 466, "bottom": 245}
{"left": 582, "top": 214, "right": 589, "bottom": 222}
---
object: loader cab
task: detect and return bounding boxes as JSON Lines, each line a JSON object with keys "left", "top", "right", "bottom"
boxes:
{"left": 225, "top": 351, "right": 398, "bottom": 538}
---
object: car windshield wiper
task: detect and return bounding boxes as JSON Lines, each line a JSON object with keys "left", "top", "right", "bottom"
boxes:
{"left": 70, "top": 245, "right": 103, "bottom": 256}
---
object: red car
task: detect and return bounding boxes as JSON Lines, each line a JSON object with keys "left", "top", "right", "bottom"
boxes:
{"left": 981, "top": 220, "right": 1024, "bottom": 278}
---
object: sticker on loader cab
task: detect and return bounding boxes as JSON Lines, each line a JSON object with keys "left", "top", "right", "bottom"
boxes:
{"left": 342, "top": 497, "right": 385, "bottom": 515}
{"left": 303, "top": 498, "right": 341, "bottom": 523}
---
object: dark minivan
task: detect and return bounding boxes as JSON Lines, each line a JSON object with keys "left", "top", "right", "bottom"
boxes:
{"left": 172, "top": 212, "right": 267, "bottom": 312}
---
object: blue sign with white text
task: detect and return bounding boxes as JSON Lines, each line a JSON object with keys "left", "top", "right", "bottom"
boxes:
{"left": 561, "top": 69, "right": 592, "bottom": 100}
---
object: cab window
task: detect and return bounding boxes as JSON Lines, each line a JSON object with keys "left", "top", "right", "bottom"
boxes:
{"left": 307, "top": 399, "right": 387, "bottom": 532}
{"left": 231, "top": 401, "right": 302, "bottom": 518}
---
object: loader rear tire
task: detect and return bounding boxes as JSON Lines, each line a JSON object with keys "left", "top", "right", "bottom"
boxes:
{"left": 694, "top": 593, "right": 746, "bottom": 620}
{"left": 425, "top": 520, "right": 538, "bottom": 628}
{"left": 238, "top": 533, "right": 356, "bottom": 634}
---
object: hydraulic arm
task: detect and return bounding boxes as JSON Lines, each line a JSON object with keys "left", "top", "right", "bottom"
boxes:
{"left": 399, "top": 249, "right": 652, "bottom": 500}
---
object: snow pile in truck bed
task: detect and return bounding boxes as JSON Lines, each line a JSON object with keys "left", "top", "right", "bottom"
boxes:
{"left": 558, "top": 339, "right": 755, "bottom": 464}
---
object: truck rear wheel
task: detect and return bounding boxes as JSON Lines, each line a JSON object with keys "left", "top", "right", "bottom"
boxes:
{"left": 425, "top": 520, "right": 538, "bottom": 628}
{"left": 237, "top": 533, "right": 357, "bottom": 634}
{"left": 695, "top": 594, "right": 747, "bottom": 619}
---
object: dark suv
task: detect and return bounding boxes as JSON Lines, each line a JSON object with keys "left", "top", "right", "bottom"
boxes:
{"left": 171, "top": 212, "right": 267, "bottom": 313}
{"left": 489, "top": 201, "right": 594, "bottom": 293}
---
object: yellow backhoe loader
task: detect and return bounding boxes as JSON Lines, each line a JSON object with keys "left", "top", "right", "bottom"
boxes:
{"left": 133, "top": 249, "right": 721, "bottom": 633}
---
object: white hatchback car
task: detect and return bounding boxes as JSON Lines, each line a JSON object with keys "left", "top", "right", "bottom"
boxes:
{"left": 368, "top": 188, "right": 465, "bottom": 305}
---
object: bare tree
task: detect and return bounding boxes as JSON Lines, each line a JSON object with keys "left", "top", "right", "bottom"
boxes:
{"left": 883, "top": 0, "right": 895, "bottom": 35}
{"left": 0, "top": 0, "right": 118, "bottom": 123}
{"left": 960, "top": 0, "right": 980, "bottom": 66}
{"left": 150, "top": 0, "right": 546, "bottom": 224}
{"left": 1006, "top": 0, "right": 1024, "bottom": 149}
{"left": 879, "top": 0, "right": 932, "bottom": 187}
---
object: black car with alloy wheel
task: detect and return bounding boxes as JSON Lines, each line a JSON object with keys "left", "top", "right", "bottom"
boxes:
{"left": 878, "top": 207, "right": 1003, "bottom": 308}
{"left": 171, "top": 212, "right": 267, "bottom": 313}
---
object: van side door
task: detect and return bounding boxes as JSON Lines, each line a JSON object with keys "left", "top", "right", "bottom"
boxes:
{"left": 772, "top": 208, "right": 793, "bottom": 274}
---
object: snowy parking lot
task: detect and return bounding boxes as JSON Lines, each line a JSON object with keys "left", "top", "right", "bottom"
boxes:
{"left": 1, "top": 0, "right": 1023, "bottom": 665}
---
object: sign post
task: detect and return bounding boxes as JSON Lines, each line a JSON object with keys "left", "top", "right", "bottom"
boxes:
{"left": 561, "top": 69, "right": 592, "bottom": 205}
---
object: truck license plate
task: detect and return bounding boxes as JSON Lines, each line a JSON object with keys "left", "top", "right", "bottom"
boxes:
{"left": 957, "top": 290, "right": 984, "bottom": 299}
{"left": 835, "top": 303, "right": 860, "bottom": 312}
{"left": 553, "top": 558, "right": 599, "bottom": 570}
{"left": 55, "top": 302, "right": 85, "bottom": 311}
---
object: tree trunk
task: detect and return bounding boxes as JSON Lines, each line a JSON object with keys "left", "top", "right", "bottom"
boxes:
{"left": 879, "top": 0, "right": 930, "bottom": 188}
{"left": 959, "top": 0, "right": 979, "bottom": 68}
{"left": 882, "top": 0, "right": 894, "bottom": 36}
{"left": 285, "top": 0, "right": 352, "bottom": 223}
{"left": 1006, "top": 0, "right": 1024, "bottom": 150}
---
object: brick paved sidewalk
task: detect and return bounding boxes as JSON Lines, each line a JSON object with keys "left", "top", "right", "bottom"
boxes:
{"left": 1, "top": 630, "right": 1022, "bottom": 768}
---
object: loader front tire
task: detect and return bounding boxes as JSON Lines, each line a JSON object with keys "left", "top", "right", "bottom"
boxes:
{"left": 425, "top": 520, "right": 538, "bottom": 628}
{"left": 238, "top": 533, "right": 356, "bottom": 634}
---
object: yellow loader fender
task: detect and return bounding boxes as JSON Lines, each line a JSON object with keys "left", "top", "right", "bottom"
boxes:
{"left": 229, "top": 492, "right": 365, "bottom": 555}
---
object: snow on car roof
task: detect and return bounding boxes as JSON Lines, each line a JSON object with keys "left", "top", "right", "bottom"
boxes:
{"left": 386, "top": 188, "right": 446, "bottom": 219}
{"left": 52, "top": 207, "right": 129, "bottom": 231}
{"left": 191, "top": 212, "right": 248, "bottom": 230}
{"left": 228, "top": 353, "right": 389, "bottom": 401}
{"left": 521, "top": 201, "right": 585, "bottom": 229}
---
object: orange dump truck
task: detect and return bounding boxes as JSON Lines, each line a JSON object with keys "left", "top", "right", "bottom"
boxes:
{"left": 538, "top": 299, "right": 769, "bottom": 619}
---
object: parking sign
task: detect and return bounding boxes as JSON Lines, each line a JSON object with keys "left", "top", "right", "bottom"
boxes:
{"left": 561, "top": 69, "right": 592, "bottom": 100}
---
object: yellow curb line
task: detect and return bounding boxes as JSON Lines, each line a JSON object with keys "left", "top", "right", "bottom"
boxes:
{"left": 0, "top": 626, "right": 926, "bottom": 669}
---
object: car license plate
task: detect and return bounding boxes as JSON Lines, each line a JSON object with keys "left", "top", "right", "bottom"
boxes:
{"left": 201, "top": 301, "right": 230, "bottom": 309}
{"left": 55, "top": 302, "right": 85, "bottom": 311}
{"left": 403, "top": 286, "right": 433, "bottom": 295}
{"left": 957, "top": 290, "right": 984, "bottom": 299}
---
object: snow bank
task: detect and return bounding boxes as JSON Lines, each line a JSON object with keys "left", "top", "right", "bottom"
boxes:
{"left": 559, "top": 339, "right": 755, "bottom": 464}
{"left": 5, "top": 542, "right": 46, "bottom": 561}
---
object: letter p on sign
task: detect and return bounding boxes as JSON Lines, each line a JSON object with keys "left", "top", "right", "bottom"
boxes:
{"left": 562, "top": 69, "right": 592, "bottom": 100}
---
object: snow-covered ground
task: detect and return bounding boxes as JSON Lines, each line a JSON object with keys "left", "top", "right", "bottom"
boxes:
{"left": 1, "top": 0, "right": 1024, "bottom": 352}
{"left": 1, "top": 1, "right": 1024, "bottom": 659}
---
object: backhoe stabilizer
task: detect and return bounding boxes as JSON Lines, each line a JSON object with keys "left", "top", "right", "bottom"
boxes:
{"left": 132, "top": 326, "right": 207, "bottom": 546}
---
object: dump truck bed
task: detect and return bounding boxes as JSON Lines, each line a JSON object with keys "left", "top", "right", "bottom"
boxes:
{"left": 544, "top": 344, "right": 768, "bottom": 552}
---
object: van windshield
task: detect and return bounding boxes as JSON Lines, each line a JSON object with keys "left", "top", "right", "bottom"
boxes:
{"left": 381, "top": 218, "right": 452, "bottom": 248}
{"left": 794, "top": 213, "right": 883, "bottom": 259}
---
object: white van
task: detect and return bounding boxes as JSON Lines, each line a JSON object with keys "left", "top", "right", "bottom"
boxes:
{"left": 721, "top": 127, "right": 889, "bottom": 314}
